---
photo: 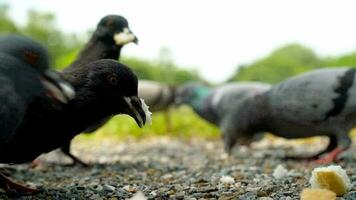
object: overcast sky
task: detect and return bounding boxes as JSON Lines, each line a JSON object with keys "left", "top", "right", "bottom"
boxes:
{"left": 4, "top": 0, "right": 356, "bottom": 83}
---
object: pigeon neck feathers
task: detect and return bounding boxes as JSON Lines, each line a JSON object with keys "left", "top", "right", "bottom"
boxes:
{"left": 189, "top": 86, "right": 212, "bottom": 111}
{"left": 183, "top": 86, "right": 219, "bottom": 124}
{"left": 68, "top": 38, "right": 122, "bottom": 69}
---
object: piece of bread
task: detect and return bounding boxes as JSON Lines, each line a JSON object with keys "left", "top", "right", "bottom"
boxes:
{"left": 301, "top": 188, "right": 336, "bottom": 200}
{"left": 309, "top": 165, "right": 351, "bottom": 196}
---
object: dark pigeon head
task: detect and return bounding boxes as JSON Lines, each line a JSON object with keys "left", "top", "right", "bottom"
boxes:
{"left": 0, "top": 34, "right": 75, "bottom": 103}
{"left": 175, "top": 83, "right": 210, "bottom": 106}
{"left": 95, "top": 15, "right": 138, "bottom": 46}
{"left": 73, "top": 59, "right": 149, "bottom": 127}
{"left": 0, "top": 34, "right": 50, "bottom": 73}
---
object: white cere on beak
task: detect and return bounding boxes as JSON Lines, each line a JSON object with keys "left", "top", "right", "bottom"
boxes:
{"left": 113, "top": 28, "right": 136, "bottom": 45}
{"left": 140, "top": 98, "right": 152, "bottom": 125}
{"left": 59, "top": 82, "right": 75, "bottom": 100}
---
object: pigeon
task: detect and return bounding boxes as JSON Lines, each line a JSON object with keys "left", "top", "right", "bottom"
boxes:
{"left": 1, "top": 60, "right": 150, "bottom": 179}
{"left": 58, "top": 15, "right": 138, "bottom": 166}
{"left": 176, "top": 81, "right": 271, "bottom": 142}
{"left": 65, "top": 14, "right": 137, "bottom": 71}
{"left": 84, "top": 80, "right": 176, "bottom": 134}
{"left": 0, "top": 34, "right": 75, "bottom": 193}
{"left": 138, "top": 80, "right": 176, "bottom": 112}
{"left": 221, "top": 67, "right": 356, "bottom": 164}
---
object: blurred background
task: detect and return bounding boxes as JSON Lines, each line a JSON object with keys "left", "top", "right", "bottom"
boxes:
{"left": 2, "top": 0, "right": 356, "bottom": 141}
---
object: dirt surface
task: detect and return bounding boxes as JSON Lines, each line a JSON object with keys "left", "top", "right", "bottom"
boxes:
{"left": 1, "top": 137, "right": 356, "bottom": 200}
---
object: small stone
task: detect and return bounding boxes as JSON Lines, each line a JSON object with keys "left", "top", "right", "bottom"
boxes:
{"left": 258, "top": 197, "right": 273, "bottom": 200}
{"left": 344, "top": 191, "right": 356, "bottom": 200}
{"left": 123, "top": 185, "right": 137, "bottom": 193}
{"left": 218, "top": 196, "right": 234, "bottom": 200}
{"left": 128, "top": 191, "right": 147, "bottom": 200}
{"left": 104, "top": 184, "right": 116, "bottom": 192}
{"left": 220, "top": 175, "right": 235, "bottom": 184}
{"left": 149, "top": 191, "right": 157, "bottom": 196}
{"left": 162, "top": 174, "right": 173, "bottom": 180}
{"left": 93, "top": 185, "right": 103, "bottom": 191}
{"left": 272, "top": 165, "right": 288, "bottom": 179}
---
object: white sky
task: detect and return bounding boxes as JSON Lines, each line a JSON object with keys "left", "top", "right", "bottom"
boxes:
{"left": 4, "top": 0, "right": 356, "bottom": 83}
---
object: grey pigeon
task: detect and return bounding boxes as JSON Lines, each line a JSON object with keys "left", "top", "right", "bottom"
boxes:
{"left": 176, "top": 81, "right": 271, "bottom": 143}
{"left": 223, "top": 67, "right": 356, "bottom": 164}
{"left": 138, "top": 80, "right": 176, "bottom": 112}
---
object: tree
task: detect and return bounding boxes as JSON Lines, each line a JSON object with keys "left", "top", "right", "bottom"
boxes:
{"left": 229, "top": 44, "right": 320, "bottom": 83}
{"left": 0, "top": 5, "right": 18, "bottom": 33}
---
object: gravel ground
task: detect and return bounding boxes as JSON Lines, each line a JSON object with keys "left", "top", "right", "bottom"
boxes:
{"left": 1, "top": 137, "right": 356, "bottom": 200}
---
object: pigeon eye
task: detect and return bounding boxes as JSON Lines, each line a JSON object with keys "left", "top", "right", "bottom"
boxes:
{"left": 108, "top": 75, "right": 118, "bottom": 85}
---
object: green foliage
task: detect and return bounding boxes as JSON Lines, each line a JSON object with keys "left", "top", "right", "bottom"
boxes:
{"left": 0, "top": 5, "right": 83, "bottom": 69}
{"left": 0, "top": 5, "right": 18, "bottom": 33}
{"left": 229, "top": 43, "right": 356, "bottom": 84}
{"left": 122, "top": 57, "right": 202, "bottom": 85}
{"left": 81, "top": 107, "right": 220, "bottom": 140}
{"left": 321, "top": 52, "right": 356, "bottom": 67}
{"left": 229, "top": 44, "right": 321, "bottom": 83}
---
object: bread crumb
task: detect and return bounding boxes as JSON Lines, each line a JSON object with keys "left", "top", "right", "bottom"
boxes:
{"left": 309, "top": 165, "right": 351, "bottom": 196}
{"left": 301, "top": 188, "right": 336, "bottom": 200}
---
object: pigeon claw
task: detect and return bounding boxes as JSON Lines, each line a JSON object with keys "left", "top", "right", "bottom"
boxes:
{"left": 313, "top": 147, "right": 344, "bottom": 165}
{"left": 0, "top": 172, "right": 38, "bottom": 194}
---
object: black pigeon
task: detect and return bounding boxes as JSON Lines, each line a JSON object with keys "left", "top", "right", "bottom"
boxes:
{"left": 65, "top": 14, "right": 137, "bottom": 71}
{"left": 58, "top": 15, "right": 138, "bottom": 166}
{"left": 84, "top": 80, "right": 175, "bottom": 131}
{"left": 0, "top": 34, "right": 74, "bottom": 193}
{"left": 1, "top": 59, "right": 149, "bottom": 172}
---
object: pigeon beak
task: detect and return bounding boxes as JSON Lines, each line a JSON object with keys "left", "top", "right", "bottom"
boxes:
{"left": 133, "top": 36, "right": 139, "bottom": 45}
{"left": 40, "top": 70, "right": 75, "bottom": 104}
{"left": 124, "top": 96, "right": 151, "bottom": 128}
{"left": 113, "top": 28, "right": 138, "bottom": 45}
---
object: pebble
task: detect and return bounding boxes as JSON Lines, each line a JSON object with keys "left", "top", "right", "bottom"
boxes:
{"left": 220, "top": 175, "right": 235, "bottom": 184}
{"left": 103, "top": 184, "right": 116, "bottom": 192}
{"left": 258, "top": 197, "right": 273, "bottom": 200}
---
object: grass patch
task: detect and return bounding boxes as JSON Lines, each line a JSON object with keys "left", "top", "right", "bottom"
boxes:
{"left": 78, "top": 106, "right": 220, "bottom": 141}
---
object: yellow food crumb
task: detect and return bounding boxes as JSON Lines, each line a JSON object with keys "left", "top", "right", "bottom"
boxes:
{"left": 301, "top": 188, "right": 336, "bottom": 200}
{"left": 309, "top": 165, "right": 351, "bottom": 196}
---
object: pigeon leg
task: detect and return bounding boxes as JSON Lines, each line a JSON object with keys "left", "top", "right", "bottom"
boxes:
{"left": 314, "top": 134, "right": 351, "bottom": 164}
{"left": 285, "top": 135, "right": 337, "bottom": 160}
{"left": 0, "top": 172, "right": 38, "bottom": 194}
{"left": 29, "top": 158, "right": 45, "bottom": 169}
{"left": 313, "top": 147, "right": 344, "bottom": 164}
{"left": 60, "top": 141, "right": 89, "bottom": 167}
